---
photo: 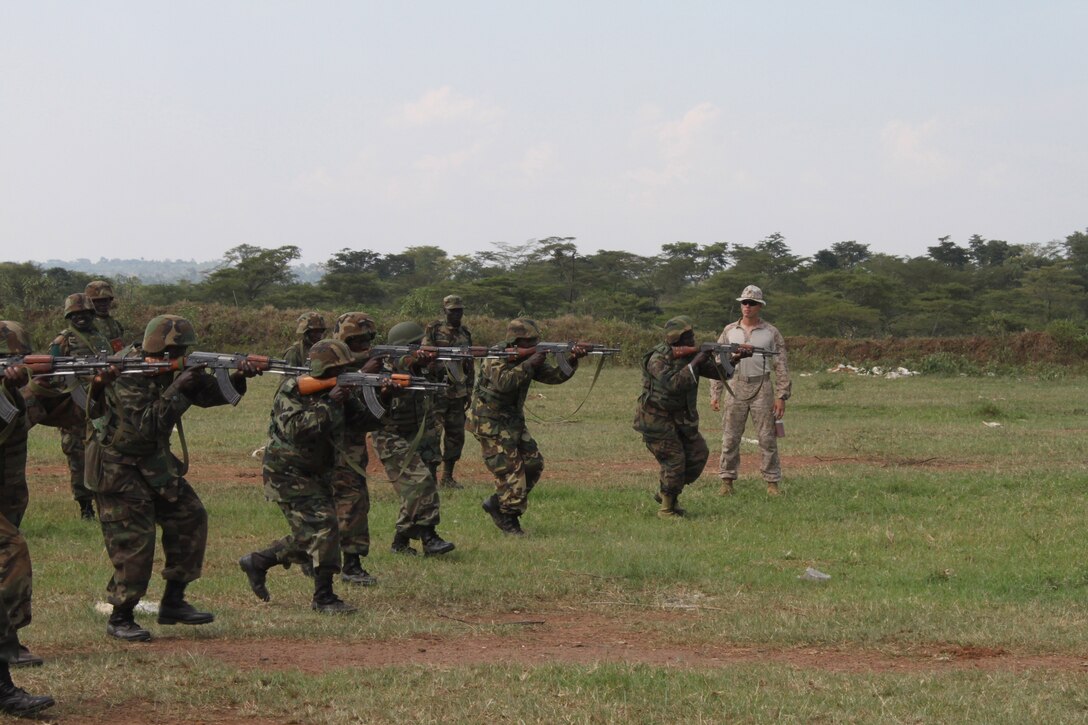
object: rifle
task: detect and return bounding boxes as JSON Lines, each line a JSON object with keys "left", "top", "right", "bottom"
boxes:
{"left": 2, "top": 354, "right": 180, "bottom": 414}
{"left": 488, "top": 342, "right": 621, "bottom": 376}
{"left": 173, "top": 352, "right": 310, "bottom": 406}
{"left": 296, "top": 371, "right": 448, "bottom": 418}
{"left": 671, "top": 342, "right": 777, "bottom": 370}
{"left": 367, "top": 344, "right": 490, "bottom": 383}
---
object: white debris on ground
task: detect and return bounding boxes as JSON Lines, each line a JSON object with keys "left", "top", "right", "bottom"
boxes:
{"left": 799, "top": 567, "right": 831, "bottom": 582}
{"left": 95, "top": 601, "right": 159, "bottom": 615}
{"left": 827, "top": 363, "right": 920, "bottom": 379}
{"left": 982, "top": 421, "right": 1002, "bottom": 428}
{"left": 251, "top": 445, "right": 266, "bottom": 458}
{"left": 743, "top": 438, "right": 760, "bottom": 445}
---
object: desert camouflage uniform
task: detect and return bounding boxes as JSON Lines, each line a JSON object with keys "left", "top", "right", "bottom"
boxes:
{"left": 467, "top": 355, "right": 575, "bottom": 515}
{"left": 49, "top": 325, "right": 112, "bottom": 508}
{"left": 422, "top": 319, "right": 473, "bottom": 469}
{"left": 634, "top": 342, "right": 729, "bottom": 496}
{"left": 89, "top": 345, "right": 248, "bottom": 607}
{"left": 371, "top": 357, "right": 442, "bottom": 535}
{"left": 709, "top": 320, "right": 791, "bottom": 485}
{"left": 260, "top": 377, "right": 378, "bottom": 570}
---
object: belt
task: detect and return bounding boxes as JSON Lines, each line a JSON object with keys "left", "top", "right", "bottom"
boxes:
{"left": 741, "top": 374, "right": 770, "bottom": 383}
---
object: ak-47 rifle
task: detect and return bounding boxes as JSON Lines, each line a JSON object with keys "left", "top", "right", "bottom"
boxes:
{"left": 488, "top": 342, "right": 622, "bottom": 376}
{"left": 296, "top": 371, "right": 448, "bottom": 418}
{"left": 366, "top": 344, "right": 490, "bottom": 383}
{"left": 173, "top": 352, "right": 309, "bottom": 406}
{"left": 670, "top": 342, "right": 775, "bottom": 370}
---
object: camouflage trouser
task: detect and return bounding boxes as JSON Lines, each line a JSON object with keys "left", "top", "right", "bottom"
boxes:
{"left": 95, "top": 462, "right": 208, "bottom": 607}
{"left": 263, "top": 471, "right": 341, "bottom": 571}
{"left": 642, "top": 423, "right": 709, "bottom": 496}
{"left": 472, "top": 418, "right": 543, "bottom": 515}
{"left": 331, "top": 439, "right": 370, "bottom": 556}
{"left": 0, "top": 440, "right": 28, "bottom": 528}
{"left": 0, "top": 513, "right": 31, "bottom": 662}
{"left": 719, "top": 374, "right": 780, "bottom": 483}
{"left": 61, "top": 424, "right": 93, "bottom": 504}
{"left": 433, "top": 395, "right": 468, "bottom": 464}
{"left": 371, "top": 430, "right": 440, "bottom": 535}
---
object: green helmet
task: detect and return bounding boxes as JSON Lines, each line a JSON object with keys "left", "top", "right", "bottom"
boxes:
{"left": 0, "top": 321, "right": 32, "bottom": 355}
{"left": 664, "top": 316, "right": 694, "bottom": 344}
{"left": 294, "top": 312, "right": 327, "bottom": 336}
{"left": 85, "top": 280, "right": 115, "bottom": 300}
{"left": 64, "top": 292, "right": 93, "bottom": 317}
{"left": 142, "top": 315, "right": 198, "bottom": 353}
{"left": 505, "top": 317, "right": 541, "bottom": 344}
{"left": 387, "top": 321, "right": 425, "bottom": 346}
{"left": 308, "top": 338, "right": 354, "bottom": 377}
{"left": 333, "top": 312, "right": 377, "bottom": 341}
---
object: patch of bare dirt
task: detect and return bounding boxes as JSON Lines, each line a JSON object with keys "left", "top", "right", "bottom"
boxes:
{"left": 143, "top": 610, "right": 1088, "bottom": 675}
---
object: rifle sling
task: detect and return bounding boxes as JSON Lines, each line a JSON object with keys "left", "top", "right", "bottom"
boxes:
{"left": 523, "top": 354, "right": 606, "bottom": 424}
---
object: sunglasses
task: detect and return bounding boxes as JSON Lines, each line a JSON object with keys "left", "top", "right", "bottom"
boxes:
{"left": 740, "top": 300, "right": 761, "bottom": 306}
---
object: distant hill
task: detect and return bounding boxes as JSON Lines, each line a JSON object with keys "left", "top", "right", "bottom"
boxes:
{"left": 40, "top": 257, "right": 325, "bottom": 284}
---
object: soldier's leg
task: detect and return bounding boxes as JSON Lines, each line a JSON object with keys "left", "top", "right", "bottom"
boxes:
{"left": 0, "top": 517, "right": 31, "bottom": 638}
{"left": 718, "top": 387, "right": 754, "bottom": 483}
{"left": 643, "top": 432, "right": 688, "bottom": 517}
{"left": 278, "top": 494, "right": 341, "bottom": 573}
{"left": 61, "top": 427, "right": 92, "bottom": 511}
{"left": 155, "top": 479, "right": 208, "bottom": 584}
{"left": 332, "top": 469, "right": 370, "bottom": 558}
{"left": 518, "top": 428, "right": 543, "bottom": 498}
{"left": 0, "top": 442, "right": 29, "bottom": 529}
{"left": 96, "top": 491, "right": 156, "bottom": 608}
{"left": 749, "top": 384, "right": 782, "bottom": 491}
{"left": 476, "top": 428, "right": 528, "bottom": 515}
{"left": 679, "top": 428, "right": 710, "bottom": 487}
{"left": 374, "top": 432, "right": 441, "bottom": 535}
{"left": 440, "top": 400, "right": 468, "bottom": 484}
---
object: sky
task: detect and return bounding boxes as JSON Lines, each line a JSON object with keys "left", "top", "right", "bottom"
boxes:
{"left": 1, "top": 1, "right": 1085, "bottom": 266}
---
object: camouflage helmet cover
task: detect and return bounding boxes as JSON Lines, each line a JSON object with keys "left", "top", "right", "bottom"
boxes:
{"left": 294, "top": 312, "right": 328, "bottom": 336}
{"left": 333, "top": 312, "right": 377, "bottom": 341}
{"left": 387, "top": 321, "right": 425, "bottom": 346}
{"left": 505, "top": 317, "right": 541, "bottom": 344}
{"left": 85, "top": 280, "right": 115, "bottom": 300}
{"left": 442, "top": 294, "right": 464, "bottom": 310}
{"left": 142, "top": 315, "right": 198, "bottom": 353}
{"left": 64, "top": 292, "right": 93, "bottom": 317}
{"left": 307, "top": 338, "right": 354, "bottom": 377}
{"left": 664, "top": 316, "right": 694, "bottom": 344}
{"left": 0, "top": 321, "right": 32, "bottom": 355}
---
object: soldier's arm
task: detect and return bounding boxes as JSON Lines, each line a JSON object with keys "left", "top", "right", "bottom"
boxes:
{"left": 771, "top": 327, "right": 791, "bottom": 400}
{"left": 532, "top": 358, "right": 577, "bottom": 385}
{"left": 646, "top": 353, "right": 698, "bottom": 394}
{"left": 275, "top": 390, "right": 338, "bottom": 442}
{"left": 480, "top": 358, "right": 534, "bottom": 393}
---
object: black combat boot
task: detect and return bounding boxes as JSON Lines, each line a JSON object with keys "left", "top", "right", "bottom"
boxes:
{"left": 9, "top": 635, "right": 41, "bottom": 668}
{"left": 481, "top": 495, "right": 524, "bottom": 535}
{"left": 78, "top": 499, "right": 95, "bottom": 521}
{"left": 311, "top": 566, "right": 357, "bottom": 614}
{"left": 341, "top": 553, "right": 378, "bottom": 586}
{"left": 239, "top": 550, "right": 278, "bottom": 602}
{"left": 106, "top": 602, "right": 151, "bottom": 642}
{"left": 420, "top": 526, "right": 456, "bottom": 556}
{"left": 158, "top": 580, "right": 215, "bottom": 625}
{"left": 0, "top": 661, "right": 54, "bottom": 718}
{"left": 390, "top": 529, "right": 418, "bottom": 555}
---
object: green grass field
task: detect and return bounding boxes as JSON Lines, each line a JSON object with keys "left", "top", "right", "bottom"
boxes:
{"left": 12, "top": 366, "right": 1088, "bottom": 723}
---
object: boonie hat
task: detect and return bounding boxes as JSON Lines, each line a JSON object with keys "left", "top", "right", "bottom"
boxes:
{"left": 736, "top": 285, "right": 766, "bottom": 306}
{"left": 442, "top": 295, "right": 464, "bottom": 310}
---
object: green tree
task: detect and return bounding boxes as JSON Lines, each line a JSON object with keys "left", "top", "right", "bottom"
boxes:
{"left": 202, "top": 244, "right": 301, "bottom": 305}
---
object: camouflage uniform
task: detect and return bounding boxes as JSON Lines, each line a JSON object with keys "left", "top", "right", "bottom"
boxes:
{"left": 467, "top": 319, "right": 577, "bottom": 518}
{"left": 371, "top": 356, "right": 442, "bottom": 537}
{"left": 50, "top": 295, "right": 112, "bottom": 513}
{"left": 422, "top": 296, "right": 473, "bottom": 479}
{"left": 89, "top": 339, "right": 248, "bottom": 609}
{"left": 260, "top": 376, "right": 378, "bottom": 571}
{"left": 633, "top": 317, "right": 731, "bottom": 503}
{"left": 84, "top": 281, "right": 125, "bottom": 353}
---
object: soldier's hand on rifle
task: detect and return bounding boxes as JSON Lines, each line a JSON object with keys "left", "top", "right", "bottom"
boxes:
{"left": 570, "top": 343, "right": 589, "bottom": 359}
{"left": 329, "top": 385, "right": 350, "bottom": 404}
{"left": 690, "top": 350, "right": 710, "bottom": 368}
{"left": 524, "top": 350, "right": 547, "bottom": 369}
{"left": 361, "top": 356, "right": 383, "bottom": 374}
{"left": 175, "top": 363, "right": 207, "bottom": 394}
{"left": 407, "top": 349, "right": 436, "bottom": 369}
{"left": 730, "top": 344, "right": 754, "bottom": 364}
{"left": 91, "top": 364, "right": 121, "bottom": 391}
{"left": 2, "top": 366, "right": 28, "bottom": 391}
{"left": 237, "top": 359, "right": 262, "bottom": 378}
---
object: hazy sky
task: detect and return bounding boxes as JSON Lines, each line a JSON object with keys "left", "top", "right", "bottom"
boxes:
{"left": 2, "top": 1, "right": 1085, "bottom": 265}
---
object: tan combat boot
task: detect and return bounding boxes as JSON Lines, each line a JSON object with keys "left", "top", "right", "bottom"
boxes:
{"left": 718, "top": 479, "right": 735, "bottom": 496}
{"left": 766, "top": 481, "right": 782, "bottom": 496}
{"left": 657, "top": 493, "right": 684, "bottom": 519}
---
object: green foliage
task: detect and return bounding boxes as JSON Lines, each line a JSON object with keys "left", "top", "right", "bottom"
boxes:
{"left": 913, "top": 352, "right": 981, "bottom": 376}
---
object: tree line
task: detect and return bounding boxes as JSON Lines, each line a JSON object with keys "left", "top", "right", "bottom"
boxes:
{"left": 2, "top": 229, "right": 1087, "bottom": 339}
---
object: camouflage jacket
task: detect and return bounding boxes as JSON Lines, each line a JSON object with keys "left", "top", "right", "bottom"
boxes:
{"left": 89, "top": 345, "right": 247, "bottom": 482}
{"left": 282, "top": 340, "right": 308, "bottom": 368}
{"left": 633, "top": 343, "right": 729, "bottom": 438}
{"left": 0, "top": 385, "right": 27, "bottom": 449}
{"left": 422, "top": 321, "right": 473, "bottom": 399}
{"left": 94, "top": 315, "right": 126, "bottom": 353}
{"left": 263, "top": 376, "right": 378, "bottom": 485}
{"left": 377, "top": 357, "right": 438, "bottom": 441}
{"left": 47, "top": 326, "right": 113, "bottom": 411}
{"left": 467, "top": 355, "right": 575, "bottom": 428}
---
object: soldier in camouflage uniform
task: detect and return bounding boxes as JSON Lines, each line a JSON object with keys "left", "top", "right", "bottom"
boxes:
{"left": 87, "top": 315, "right": 259, "bottom": 641}
{"left": 84, "top": 280, "right": 125, "bottom": 353}
{"left": 422, "top": 295, "right": 473, "bottom": 489}
{"left": 372, "top": 322, "right": 456, "bottom": 556}
{"left": 329, "top": 312, "right": 383, "bottom": 586}
{"left": 50, "top": 293, "right": 113, "bottom": 520}
{"left": 239, "top": 339, "right": 384, "bottom": 613}
{"left": 633, "top": 317, "right": 750, "bottom": 518}
{"left": 467, "top": 318, "right": 587, "bottom": 535}
{"left": 0, "top": 323, "right": 58, "bottom": 699}
{"left": 282, "top": 312, "right": 327, "bottom": 368}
